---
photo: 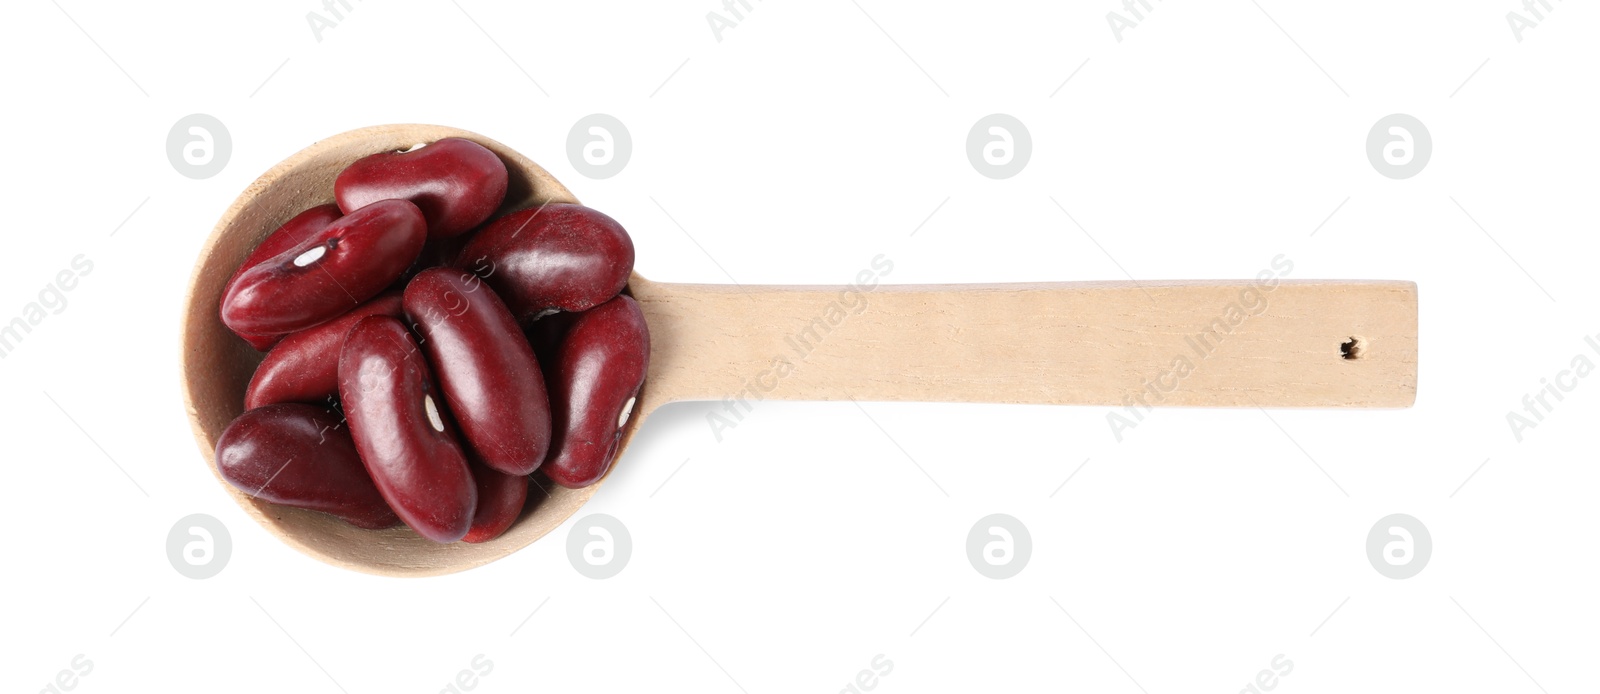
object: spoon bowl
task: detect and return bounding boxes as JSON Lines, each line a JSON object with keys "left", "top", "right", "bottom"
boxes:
{"left": 181, "top": 124, "right": 645, "bottom": 576}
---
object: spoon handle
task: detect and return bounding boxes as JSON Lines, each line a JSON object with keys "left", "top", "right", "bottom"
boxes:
{"left": 632, "top": 278, "right": 1417, "bottom": 408}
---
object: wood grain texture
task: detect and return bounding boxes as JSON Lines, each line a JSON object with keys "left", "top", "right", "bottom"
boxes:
{"left": 632, "top": 278, "right": 1417, "bottom": 410}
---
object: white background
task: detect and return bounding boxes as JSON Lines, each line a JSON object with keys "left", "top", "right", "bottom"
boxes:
{"left": 3, "top": 1, "right": 1597, "bottom": 692}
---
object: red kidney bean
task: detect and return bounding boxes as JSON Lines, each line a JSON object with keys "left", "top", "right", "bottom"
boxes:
{"left": 222, "top": 200, "right": 426, "bottom": 335}
{"left": 237, "top": 331, "right": 283, "bottom": 353}
{"left": 244, "top": 292, "right": 404, "bottom": 410}
{"left": 404, "top": 267, "right": 551, "bottom": 476}
{"left": 335, "top": 138, "right": 508, "bottom": 239}
{"left": 222, "top": 204, "right": 342, "bottom": 350}
{"left": 462, "top": 459, "right": 529, "bottom": 544}
{"left": 542, "top": 294, "right": 649, "bottom": 488}
{"left": 338, "top": 315, "right": 477, "bottom": 543}
{"left": 457, "top": 204, "right": 634, "bottom": 320}
{"left": 215, "top": 403, "right": 398, "bottom": 530}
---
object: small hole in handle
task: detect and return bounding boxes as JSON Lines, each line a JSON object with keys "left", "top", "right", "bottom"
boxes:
{"left": 1340, "top": 336, "right": 1364, "bottom": 360}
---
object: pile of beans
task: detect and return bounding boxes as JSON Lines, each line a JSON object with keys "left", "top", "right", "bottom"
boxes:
{"left": 213, "top": 138, "right": 648, "bottom": 544}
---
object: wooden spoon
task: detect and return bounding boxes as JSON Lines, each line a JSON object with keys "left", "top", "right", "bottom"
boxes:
{"left": 180, "top": 124, "right": 1418, "bottom": 577}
